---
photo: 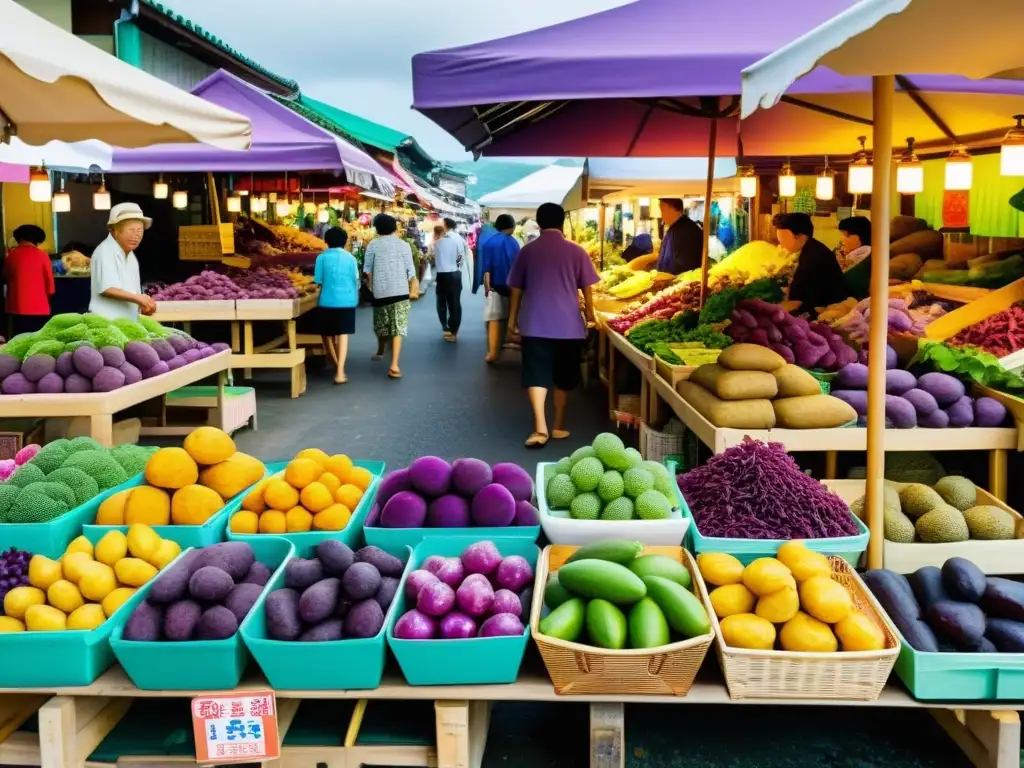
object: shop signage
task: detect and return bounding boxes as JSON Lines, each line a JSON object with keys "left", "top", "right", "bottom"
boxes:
{"left": 191, "top": 691, "right": 279, "bottom": 764}
{"left": 943, "top": 190, "right": 970, "bottom": 229}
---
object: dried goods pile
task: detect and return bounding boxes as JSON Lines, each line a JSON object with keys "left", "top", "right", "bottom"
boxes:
{"left": 948, "top": 305, "right": 1024, "bottom": 359}
{"left": 676, "top": 439, "right": 861, "bottom": 540}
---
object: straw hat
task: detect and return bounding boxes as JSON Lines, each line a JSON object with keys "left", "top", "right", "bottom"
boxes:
{"left": 107, "top": 202, "right": 152, "bottom": 229}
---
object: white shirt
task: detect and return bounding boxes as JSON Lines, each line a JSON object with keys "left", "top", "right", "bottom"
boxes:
{"left": 89, "top": 234, "right": 141, "bottom": 320}
{"left": 433, "top": 233, "right": 463, "bottom": 273}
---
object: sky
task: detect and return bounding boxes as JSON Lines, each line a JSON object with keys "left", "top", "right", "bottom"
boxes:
{"left": 159, "top": 0, "right": 630, "bottom": 163}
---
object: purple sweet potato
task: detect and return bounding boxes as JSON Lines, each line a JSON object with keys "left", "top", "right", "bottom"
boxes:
{"left": 284, "top": 557, "right": 325, "bottom": 591}
{"left": 374, "top": 576, "right": 399, "bottom": 612}
{"left": 163, "top": 599, "right": 202, "bottom": 641}
{"left": 316, "top": 539, "right": 355, "bottom": 576}
{"left": 242, "top": 561, "right": 271, "bottom": 587}
{"left": 148, "top": 549, "right": 203, "bottom": 604}
{"left": 188, "top": 566, "right": 234, "bottom": 602}
{"left": 196, "top": 605, "right": 238, "bottom": 640}
{"left": 344, "top": 598, "right": 385, "bottom": 639}
{"left": 123, "top": 601, "right": 164, "bottom": 641}
{"left": 299, "top": 578, "right": 341, "bottom": 624}
{"left": 195, "top": 542, "right": 255, "bottom": 582}
{"left": 354, "top": 546, "right": 405, "bottom": 577}
{"left": 342, "top": 562, "right": 382, "bottom": 600}
{"left": 224, "top": 583, "right": 264, "bottom": 624}
{"left": 265, "top": 588, "right": 302, "bottom": 640}
{"left": 299, "top": 619, "right": 344, "bottom": 642}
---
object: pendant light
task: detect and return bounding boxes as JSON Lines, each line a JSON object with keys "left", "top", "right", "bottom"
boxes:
{"left": 1000, "top": 115, "right": 1024, "bottom": 176}
{"left": 275, "top": 196, "right": 290, "bottom": 217}
{"left": 847, "top": 136, "right": 873, "bottom": 195}
{"left": 816, "top": 157, "right": 835, "bottom": 201}
{"left": 317, "top": 206, "right": 330, "bottom": 223}
{"left": 739, "top": 166, "right": 757, "bottom": 199}
{"left": 944, "top": 145, "right": 973, "bottom": 191}
{"left": 28, "top": 167, "right": 51, "bottom": 203}
{"left": 172, "top": 189, "right": 188, "bottom": 209}
{"left": 93, "top": 174, "right": 111, "bottom": 210}
{"left": 268, "top": 192, "right": 278, "bottom": 203}
{"left": 778, "top": 162, "right": 796, "bottom": 198}
{"left": 152, "top": 174, "right": 168, "bottom": 200}
{"left": 51, "top": 176, "right": 71, "bottom": 213}
{"left": 226, "top": 193, "right": 242, "bottom": 213}
{"left": 250, "top": 195, "right": 267, "bottom": 213}
{"left": 896, "top": 138, "right": 924, "bottom": 194}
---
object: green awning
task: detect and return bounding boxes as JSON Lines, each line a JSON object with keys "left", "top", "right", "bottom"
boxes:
{"left": 298, "top": 95, "right": 410, "bottom": 153}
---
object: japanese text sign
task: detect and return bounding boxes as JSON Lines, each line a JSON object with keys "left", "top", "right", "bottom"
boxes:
{"left": 192, "top": 691, "right": 279, "bottom": 764}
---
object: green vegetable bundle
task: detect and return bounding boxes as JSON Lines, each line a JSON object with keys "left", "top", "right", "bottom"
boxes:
{"left": 910, "top": 339, "right": 1024, "bottom": 392}
{"left": 698, "top": 278, "right": 784, "bottom": 325}
{"left": 627, "top": 314, "right": 729, "bottom": 356}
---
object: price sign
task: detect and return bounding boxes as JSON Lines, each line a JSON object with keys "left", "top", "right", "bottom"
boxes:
{"left": 191, "top": 691, "right": 279, "bottom": 764}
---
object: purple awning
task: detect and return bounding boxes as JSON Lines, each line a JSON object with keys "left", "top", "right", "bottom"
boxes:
{"left": 412, "top": 0, "right": 1024, "bottom": 157}
{"left": 112, "top": 70, "right": 400, "bottom": 190}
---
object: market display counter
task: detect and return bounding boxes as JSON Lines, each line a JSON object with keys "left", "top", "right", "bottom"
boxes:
{"left": 601, "top": 324, "right": 654, "bottom": 422}
{"left": 0, "top": 664, "right": 1018, "bottom": 768}
{"left": 0, "top": 351, "right": 230, "bottom": 446}
{"left": 650, "top": 374, "right": 1016, "bottom": 499}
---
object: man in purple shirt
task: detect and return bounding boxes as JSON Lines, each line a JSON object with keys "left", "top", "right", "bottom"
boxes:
{"left": 507, "top": 203, "right": 598, "bottom": 448}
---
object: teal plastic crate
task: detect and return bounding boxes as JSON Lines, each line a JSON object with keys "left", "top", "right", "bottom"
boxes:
{"left": 666, "top": 460, "right": 869, "bottom": 565}
{"left": 893, "top": 635, "right": 1024, "bottom": 701}
{"left": 241, "top": 541, "right": 412, "bottom": 690}
{"left": 0, "top": 567, "right": 152, "bottom": 687}
{"left": 227, "top": 460, "right": 385, "bottom": 549}
{"left": 109, "top": 537, "right": 293, "bottom": 690}
{"left": 386, "top": 536, "right": 538, "bottom": 686}
{"left": 0, "top": 473, "right": 144, "bottom": 558}
{"left": 82, "top": 470, "right": 264, "bottom": 549}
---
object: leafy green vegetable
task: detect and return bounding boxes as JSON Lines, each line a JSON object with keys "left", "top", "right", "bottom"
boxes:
{"left": 627, "top": 315, "right": 731, "bottom": 355}
{"left": 698, "top": 278, "right": 783, "bottom": 324}
{"left": 910, "top": 340, "right": 1024, "bottom": 392}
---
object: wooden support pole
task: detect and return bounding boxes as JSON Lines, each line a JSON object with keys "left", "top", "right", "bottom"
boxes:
{"left": 699, "top": 119, "right": 718, "bottom": 309}
{"left": 865, "top": 74, "right": 894, "bottom": 570}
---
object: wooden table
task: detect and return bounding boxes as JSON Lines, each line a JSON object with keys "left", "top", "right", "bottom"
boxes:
{"left": 0, "top": 663, "right": 1018, "bottom": 768}
{"left": 650, "top": 373, "right": 1016, "bottom": 499}
{"left": 0, "top": 352, "right": 230, "bottom": 447}
{"left": 602, "top": 326, "right": 654, "bottom": 422}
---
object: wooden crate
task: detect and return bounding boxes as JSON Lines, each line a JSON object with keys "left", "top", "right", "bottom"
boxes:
{"left": 179, "top": 224, "right": 234, "bottom": 261}
{"left": 654, "top": 355, "right": 696, "bottom": 387}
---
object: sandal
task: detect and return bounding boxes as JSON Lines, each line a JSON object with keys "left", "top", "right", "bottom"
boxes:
{"left": 388, "top": 369, "right": 402, "bottom": 379}
{"left": 334, "top": 376, "right": 348, "bottom": 385}
{"left": 525, "top": 432, "right": 549, "bottom": 448}
{"left": 552, "top": 430, "right": 570, "bottom": 440}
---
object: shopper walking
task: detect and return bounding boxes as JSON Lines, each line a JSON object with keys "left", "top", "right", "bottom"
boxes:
{"left": 480, "top": 214, "right": 520, "bottom": 364}
{"left": 507, "top": 203, "right": 598, "bottom": 448}
{"left": 433, "top": 218, "right": 465, "bottom": 342}
{"left": 4, "top": 224, "right": 55, "bottom": 337}
{"left": 363, "top": 214, "right": 418, "bottom": 379}
{"left": 314, "top": 227, "right": 359, "bottom": 384}
{"left": 90, "top": 203, "right": 156, "bottom": 320}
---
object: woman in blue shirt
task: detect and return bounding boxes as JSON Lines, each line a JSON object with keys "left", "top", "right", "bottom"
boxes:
{"left": 315, "top": 227, "right": 360, "bottom": 384}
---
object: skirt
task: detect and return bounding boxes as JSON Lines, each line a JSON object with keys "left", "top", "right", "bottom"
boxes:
{"left": 319, "top": 306, "right": 356, "bottom": 336}
{"left": 373, "top": 300, "right": 410, "bottom": 338}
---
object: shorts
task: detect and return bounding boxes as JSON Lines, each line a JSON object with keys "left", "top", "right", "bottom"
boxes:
{"left": 483, "top": 291, "right": 510, "bottom": 322}
{"left": 520, "top": 336, "right": 584, "bottom": 391}
{"left": 318, "top": 306, "right": 356, "bottom": 336}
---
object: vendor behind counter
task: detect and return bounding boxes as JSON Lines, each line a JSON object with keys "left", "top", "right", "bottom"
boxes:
{"left": 773, "top": 212, "right": 847, "bottom": 318}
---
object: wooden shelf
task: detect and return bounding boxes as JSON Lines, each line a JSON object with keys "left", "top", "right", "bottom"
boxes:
{"left": 606, "top": 329, "right": 653, "bottom": 373}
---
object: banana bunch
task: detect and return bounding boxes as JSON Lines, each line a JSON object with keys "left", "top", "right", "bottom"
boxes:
{"left": 608, "top": 270, "right": 656, "bottom": 298}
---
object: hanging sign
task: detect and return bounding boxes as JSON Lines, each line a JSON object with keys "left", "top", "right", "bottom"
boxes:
{"left": 191, "top": 691, "right": 279, "bottom": 764}
{"left": 943, "top": 190, "right": 970, "bottom": 229}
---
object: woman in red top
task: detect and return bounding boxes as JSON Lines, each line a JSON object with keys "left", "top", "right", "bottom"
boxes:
{"left": 5, "top": 225, "right": 55, "bottom": 336}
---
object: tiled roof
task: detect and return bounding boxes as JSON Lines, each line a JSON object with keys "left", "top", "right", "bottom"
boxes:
{"left": 136, "top": 1, "right": 298, "bottom": 92}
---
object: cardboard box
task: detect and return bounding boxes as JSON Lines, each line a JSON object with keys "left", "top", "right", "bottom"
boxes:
{"left": 0, "top": 419, "right": 44, "bottom": 460}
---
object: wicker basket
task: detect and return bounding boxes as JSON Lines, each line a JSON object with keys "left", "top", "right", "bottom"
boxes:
{"left": 530, "top": 545, "right": 714, "bottom": 696}
{"left": 640, "top": 422, "right": 684, "bottom": 464}
{"left": 179, "top": 224, "right": 235, "bottom": 260}
{"left": 711, "top": 556, "right": 900, "bottom": 701}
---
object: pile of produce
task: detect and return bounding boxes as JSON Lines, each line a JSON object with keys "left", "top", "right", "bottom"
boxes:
{"left": 121, "top": 541, "right": 268, "bottom": 641}
{"left": 865, "top": 557, "right": 1024, "bottom": 652}
{"left": 678, "top": 344, "right": 858, "bottom": 430}
{"left": 150, "top": 271, "right": 254, "bottom": 301}
{"left": 229, "top": 449, "right": 372, "bottom": 534}
{"left": 0, "top": 438, "right": 156, "bottom": 524}
{"left": 598, "top": 265, "right": 639, "bottom": 292}
{"left": 948, "top": 305, "right": 1024, "bottom": 359}
{"left": 852, "top": 476, "right": 1018, "bottom": 544}
{"left": 545, "top": 433, "right": 677, "bottom": 521}
{"left": 649, "top": 342, "right": 723, "bottom": 367}
{"left": 609, "top": 281, "right": 700, "bottom": 334}
{"left": 367, "top": 457, "right": 538, "bottom": 530}
{"left": 602, "top": 270, "right": 677, "bottom": 300}
{"left": 824, "top": 297, "right": 944, "bottom": 343}
{"left": 832, "top": 364, "right": 1008, "bottom": 428}
{"left": 923, "top": 253, "right": 1024, "bottom": 289}
{"left": 910, "top": 340, "right": 1024, "bottom": 393}
{"left": 677, "top": 439, "right": 861, "bottom": 539}
{"left": 58, "top": 250, "right": 90, "bottom": 276}
{"left": 0, "top": 314, "right": 229, "bottom": 395}
{"left": 701, "top": 543, "right": 887, "bottom": 652}
{"left": 0, "top": 547, "right": 31, "bottom": 607}
{"left": 0, "top": 443, "right": 42, "bottom": 482}
{"left": 725, "top": 300, "right": 857, "bottom": 371}
{"left": 538, "top": 540, "right": 710, "bottom": 649}
{"left": 625, "top": 312, "right": 730, "bottom": 356}
{"left": 233, "top": 266, "right": 314, "bottom": 297}
{"left": 0, "top": 525, "right": 177, "bottom": 632}
{"left": 267, "top": 224, "right": 327, "bottom": 254}
{"left": 96, "top": 428, "right": 264, "bottom": 527}
{"left": 395, "top": 541, "right": 532, "bottom": 640}
{"left": 265, "top": 541, "right": 407, "bottom": 641}
{"left": 699, "top": 279, "right": 786, "bottom": 325}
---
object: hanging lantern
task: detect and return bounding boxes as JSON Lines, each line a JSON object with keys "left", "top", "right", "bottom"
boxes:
{"left": 896, "top": 138, "right": 924, "bottom": 194}
{"left": 1001, "top": 115, "right": 1024, "bottom": 176}
{"left": 778, "top": 163, "right": 796, "bottom": 198}
{"left": 847, "top": 136, "right": 873, "bottom": 195}
{"left": 275, "top": 199, "right": 290, "bottom": 217}
{"left": 238, "top": 189, "right": 249, "bottom": 196}
{"left": 28, "top": 167, "right": 51, "bottom": 203}
{"left": 93, "top": 175, "right": 111, "bottom": 210}
{"left": 268, "top": 192, "right": 278, "bottom": 203}
{"left": 172, "top": 190, "right": 188, "bottom": 209}
{"left": 250, "top": 196, "right": 267, "bottom": 213}
{"left": 739, "top": 166, "right": 758, "bottom": 199}
{"left": 815, "top": 158, "right": 835, "bottom": 201}
{"left": 51, "top": 177, "right": 70, "bottom": 213}
{"left": 317, "top": 208, "right": 330, "bottom": 223}
{"left": 226, "top": 194, "right": 242, "bottom": 213}
{"left": 944, "top": 145, "right": 973, "bottom": 191}
{"left": 152, "top": 174, "right": 168, "bottom": 200}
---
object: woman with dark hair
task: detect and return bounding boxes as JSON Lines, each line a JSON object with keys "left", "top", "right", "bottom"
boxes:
{"left": 773, "top": 212, "right": 846, "bottom": 317}
{"left": 837, "top": 216, "right": 872, "bottom": 269}
{"left": 314, "top": 227, "right": 359, "bottom": 384}
{"left": 363, "top": 214, "right": 418, "bottom": 378}
{"left": 5, "top": 224, "right": 55, "bottom": 336}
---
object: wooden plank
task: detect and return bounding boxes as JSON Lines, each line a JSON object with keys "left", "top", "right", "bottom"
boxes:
{"left": 0, "top": 730, "right": 44, "bottom": 765}
{"left": 924, "top": 276, "right": 1024, "bottom": 341}
{"left": 931, "top": 709, "right": 1021, "bottom": 768}
{"left": 38, "top": 696, "right": 75, "bottom": 768}
{"left": 606, "top": 329, "right": 653, "bottom": 374}
{"left": 0, "top": 693, "right": 48, "bottom": 744}
{"left": 230, "top": 350, "right": 305, "bottom": 369}
{"left": 0, "top": 352, "right": 231, "bottom": 418}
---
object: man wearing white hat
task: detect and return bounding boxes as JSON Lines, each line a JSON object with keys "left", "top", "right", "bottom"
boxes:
{"left": 89, "top": 202, "right": 156, "bottom": 320}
